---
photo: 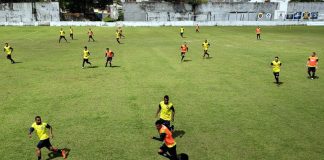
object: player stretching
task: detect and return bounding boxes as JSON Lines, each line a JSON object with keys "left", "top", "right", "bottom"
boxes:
{"left": 256, "top": 26, "right": 261, "bottom": 40}
{"left": 59, "top": 28, "right": 68, "bottom": 43}
{"left": 202, "top": 39, "right": 210, "bottom": 58}
{"left": 195, "top": 24, "right": 200, "bottom": 33}
{"left": 69, "top": 26, "right": 74, "bottom": 40}
{"left": 88, "top": 28, "right": 95, "bottom": 42}
{"left": 307, "top": 52, "right": 319, "bottom": 79}
{"left": 116, "top": 30, "right": 121, "bottom": 44}
{"left": 152, "top": 119, "right": 177, "bottom": 160}
{"left": 180, "top": 42, "right": 188, "bottom": 62}
{"left": 105, "top": 48, "right": 114, "bottom": 67}
{"left": 271, "top": 56, "right": 282, "bottom": 85}
{"left": 29, "top": 116, "right": 66, "bottom": 160}
{"left": 180, "top": 27, "right": 184, "bottom": 38}
{"left": 82, "top": 46, "right": 92, "bottom": 68}
{"left": 155, "top": 95, "right": 175, "bottom": 131}
{"left": 3, "top": 43, "right": 15, "bottom": 64}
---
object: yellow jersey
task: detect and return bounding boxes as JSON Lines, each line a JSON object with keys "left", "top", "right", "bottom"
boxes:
{"left": 83, "top": 49, "right": 90, "bottom": 59}
{"left": 60, "top": 30, "right": 65, "bottom": 36}
{"left": 159, "top": 101, "right": 174, "bottom": 121}
{"left": 202, "top": 42, "right": 210, "bottom": 50}
{"left": 116, "top": 32, "right": 120, "bottom": 38}
{"left": 271, "top": 60, "right": 281, "bottom": 72}
{"left": 31, "top": 122, "right": 50, "bottom": 140}
{"left": 180, "top": 28, "right": 184, "bottom": 33}
{"left": 70, "top": 28, "right": 73, "bottom": 34}
{"left": 4, "top": 46, "right": 12, "bottom": 55}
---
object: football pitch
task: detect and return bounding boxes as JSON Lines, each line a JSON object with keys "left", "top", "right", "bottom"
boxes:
{"left": 0, "top": 26, "right": 324, "bottom": 160}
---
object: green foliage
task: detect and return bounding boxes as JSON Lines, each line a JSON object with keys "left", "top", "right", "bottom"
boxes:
{"left": 103, "top": 16, "right": 117, "bottom": 22}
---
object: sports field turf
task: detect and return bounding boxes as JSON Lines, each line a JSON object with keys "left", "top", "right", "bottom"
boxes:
{"left": 0, "top": 26, "right": 324, "bottom": 160}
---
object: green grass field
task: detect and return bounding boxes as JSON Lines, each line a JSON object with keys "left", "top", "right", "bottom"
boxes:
{"left": 0, "top": 26, "right": 324, "bottom": 160}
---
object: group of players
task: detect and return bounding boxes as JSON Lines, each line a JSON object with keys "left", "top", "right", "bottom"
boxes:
{"left": 58, "top": 27, "right": 125, "bottom": 68}
{"left": 28, "top": 95, "right": 181, "bottom": 160}
{"left": 2, "top": 25, "right": 320, "bottom": 160}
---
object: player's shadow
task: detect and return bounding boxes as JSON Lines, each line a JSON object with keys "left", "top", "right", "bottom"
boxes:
{"left": 88, "top": 65, "right": 99, "bottom": 69}
{"left": 177, "top": 153, "right": 189, "bottom": 160}
{"left": 205, "top": 57, "right": 213, "bottom": 59}
{"left": 173, "top": 130, "right": 185, "bottom": 138}
{"left": 273, "top": 82, "right": 284, "bottom": 86}
{"left": 14, "top": 61, "right": 23, "bottom": 64}
{"left": 111, "top": 65, "right": 121, "bottom": 68}
{"left": 46, "top": 148, "right": 70, "bottom": 160}
{"left": 307, "top": 76, "right": 319, "bottom": 79}
{"left": 183, "top": 60, "right": 192, "bottom": 62}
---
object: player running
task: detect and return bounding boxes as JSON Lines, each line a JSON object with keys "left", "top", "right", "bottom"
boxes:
{"left": 155, "top": 95, "right": 175, "bottom": 131}
{"left": 28, "top": 116, "right": 66, "bottom": 160}
{"left": 180, "top": 27, "right": 184, "bottom": 38}
{"left": 59, "top": 28, "right": 68, "bottom": 43}
{"left": 88, "top": 28, "right": 95, "bottom": 42}
{"left": 152, "top": 119, "right": 177, "bottom": 160}
{"left": 271, "top": 56, "right": 282, "bottom": 85}
{"left": 105, "top": 48, "right": 114, "bottom": 67}
{"left": 180, "top": 42, "right": 188, "bottom": 62}
{"left": 82, "top": 46, "right": 92, "bottom": 68}
{"left": 116, "top": 30, "right": 121, "bottom": 44}
{"left": 118, "top": 27, "right": 125, "bottom": 38}
{"left": 3, "top": 43, "right": 15, "bottom": 64}
{"left": 202, "top": 39, "right": 210, "bottom": 58}
{"left": 307, "top": 52, "right": 319, "bottom": 79}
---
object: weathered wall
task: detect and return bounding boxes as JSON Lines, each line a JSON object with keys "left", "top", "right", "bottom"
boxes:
{"left": 123, "top": 2, "right": 324, "bottom": 21}
{"left": 0, "top": 2, "right": 59, "bottom": 22}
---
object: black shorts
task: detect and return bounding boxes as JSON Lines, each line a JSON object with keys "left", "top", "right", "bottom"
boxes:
{"left": 37, "top": 138, "right": 52, "bottom": 149}
{"left": 181, "top": 52, "right": 186, "bottom": 56}
{"left": 273, "top": 72, "right": 279, "bottom": 76}
{"left": 160, "top": 144, "right": 177, "bottom": 158}
{"left": 60, "top": 36, "right": 65, "bottom": 39}
{"left": 70, "top": 33, "right": 73, "bottom": 36}
{"left": 180, "top": 33, "right": 183, "bottom": 36}
{"left": 83, "top": 59, "right": 89, "bottom": 62}
{"left": 107, "top": 57, "right": 113, "bottom": 62}
{"left": 308, "top": 67, "right": 316, "bottom": 72}
{"left": 6, "top": 54, "right": 11, "bottom": 59}
{"left": 89, "top": 35, "right": 93, "bottom": 38}
{"left": 159, "top": 118, "right": 171, "bottom": 129}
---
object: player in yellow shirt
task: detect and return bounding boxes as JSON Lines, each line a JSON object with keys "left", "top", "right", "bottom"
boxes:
{"left": 29, "top": 116, "right": 66, "bottom": 160}
{"left": 271, "top": 56, "right": 282, "bottom": 85}
{"left": 58, "top": 28, "right": 68, "bottom": 43}
{"left": 202, "top": 39, "right": 210, "bottom": 58}
{"left": 118, "top": 27, "right": 125, "bottom": 38}
{"left": 155, "top": 95, "right": 175, "bottom": 132}
{"left": 180, "top": 27, "right": 184, "bottom": 38}
{"left": 82, "top": 46, "right": 92, "bottom": 68}
{"left": 116, "top": 30, "right": 121, "bottom": 44}
{"left": 195, "top": 24, "right": 200, "bottom": 33}
{"left": 3, "top": 43, "right": 15, "bottom": 64}
{"left": 69, "top": 26, "right": 74, "bottom": 40}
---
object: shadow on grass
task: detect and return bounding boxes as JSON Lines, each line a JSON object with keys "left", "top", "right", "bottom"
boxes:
{"left": 14, "top": 61, "right": 23, "bottom": 64}
{"left": 88, "top": 65, "right": 99, "bottom": 69}
{"left": 46, "top": 148, "right": 70, "bottom": 160}
{"left": 177, "top": 153, "right": 189, "bottom": 160}
{"left": 111, "top": 65, "right": 121, "bottom": 68}
{"left": 173, "top": 130, "right": 185, "bottom": 138}
{"left": 205, "top": 57, "right": 213, "bottom": 59}
{"left": 183, "top": 60, "right": 192, "bottom": 62}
